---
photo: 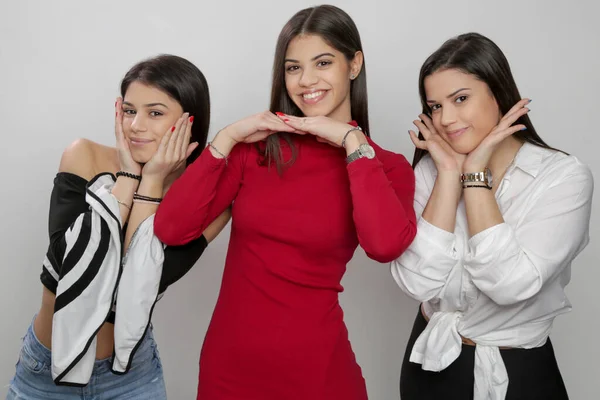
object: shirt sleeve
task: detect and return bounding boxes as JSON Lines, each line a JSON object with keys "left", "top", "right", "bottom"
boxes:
{"left": 464, "top": 160, "right": 593, "bottom": 305}
{"left": 390, "top": 158, "right": 461, "bottom": 302}
{"left": 346, "top": 139, "right": 417, "bottom": 263}
{"left": 41, "top": 173, "right": 94, "bottom": 292}
{"left": 154, "top": 144, "right": 246, "bottom": 246}
{"left": 51, "top": 173, "right": 124, "bottom": 386}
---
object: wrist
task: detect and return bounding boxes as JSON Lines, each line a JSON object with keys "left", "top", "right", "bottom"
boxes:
{"left": 211, "top": 128, "right": 237, "bottom": 157}
{"left": 137, "top": 177, "right": 165, "bottom": 198}
{"left": 437, "top": 171, "right": 463, "bottom": 191}
{"left": 114, "top": 175, "right": 140, "bottom": 192}
{"left": 343, "top": 130, "right": 368, "bottom": 154}
{"left": 462, "top": 163, "right": 487, "bottom": 173}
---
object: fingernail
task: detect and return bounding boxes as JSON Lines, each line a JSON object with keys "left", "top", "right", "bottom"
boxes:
{"left": 284, "top": 118, "right": 289, "bottom": 122}
{"left": 521, "top": 127, "right": 527, "bottom": 131}
{"left": 189, "top": 116, "right": 194, "bottom": 122}
{"left": 275, "top": 112, "right": 285, "bottom": 117}
{"left": 171, "top": 126, "right": 176, "bottom": 132}
{"left": 115, "top": 112, "right": 117, "bottom": 117}
{"left": 408, "top": 130, "right": 411, "bottom": 135}
{"left": 115, "top": 101, "right": 117, "bottom": 107}
{"left": 528, "top": 99, "right": 532, "bottom": 103}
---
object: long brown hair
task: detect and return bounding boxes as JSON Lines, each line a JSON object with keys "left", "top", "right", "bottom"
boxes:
{"left": 121, "top": 54, "right": 210, "bottom": 166}
{"left": 413, "top": 32, "right": 562, "bottom": 168}
{"left": 266, "top": 4, "right": 369, "bottom": 173}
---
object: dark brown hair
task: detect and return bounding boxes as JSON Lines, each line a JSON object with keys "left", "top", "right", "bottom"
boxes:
{"left": 266, "top": 4, "right": 369, "bottom": 173}
{"left": 120, "top": 54, "right": 210, "bottom": 165}
{"left": 413, "top": 32, "right": 561, "bottom": 168}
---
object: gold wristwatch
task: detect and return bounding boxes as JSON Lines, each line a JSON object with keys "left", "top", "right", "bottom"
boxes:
{"left": 460, "top": 167, "right": 493, "bottom": 189}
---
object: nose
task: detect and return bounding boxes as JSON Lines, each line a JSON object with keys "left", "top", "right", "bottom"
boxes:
{"left": 130, "top": 113, "right": 147, "bottom": 133}
{"left": 440, "top": 104, "right": 457, "bottom": 127}
{"left": 298, "top": 67, "right": 318, "bottom": 88}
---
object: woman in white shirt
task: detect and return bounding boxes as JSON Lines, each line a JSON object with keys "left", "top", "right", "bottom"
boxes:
{"left": 392, "top": 32, "right": 593, "bottom": 400}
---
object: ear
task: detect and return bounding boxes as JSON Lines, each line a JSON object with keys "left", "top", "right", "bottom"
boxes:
{"left": 349, "top": 51, "right": 364, "bottom": 80}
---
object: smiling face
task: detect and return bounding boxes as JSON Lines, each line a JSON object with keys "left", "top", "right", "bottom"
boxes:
{"left": 424, "top": 68, "right": 501, "bottom": 154}
{"left": 283, "top": 34, "right": 362, "bottom": 123}
{"left": 121, "top": 81, "right": 184, "bottom": 163}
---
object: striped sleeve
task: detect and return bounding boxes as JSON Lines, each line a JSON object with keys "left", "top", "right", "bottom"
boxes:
{"left": 51, "top": 173, "right": 124, "bottom": 386}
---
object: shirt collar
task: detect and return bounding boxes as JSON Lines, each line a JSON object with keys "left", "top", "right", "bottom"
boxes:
{"left": 511, "top": 142, "right": 548, "bottom": 178}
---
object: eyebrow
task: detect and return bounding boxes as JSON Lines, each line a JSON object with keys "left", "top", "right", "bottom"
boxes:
{"left": 122, "top": 101, "right": 169, "bottom": 108}
{"left": 426, "top": 88, "right": 471, "bottom": 103}
{"left": 284, "top": 52, "right": 336, "bottom": 63}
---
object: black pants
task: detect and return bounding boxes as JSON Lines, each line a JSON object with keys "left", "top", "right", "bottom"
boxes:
{"left": 400, "top": 307, "right": 569, "bottom": 400}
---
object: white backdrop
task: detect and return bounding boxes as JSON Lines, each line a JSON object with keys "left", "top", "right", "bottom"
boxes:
{"left": 1, "top": 1, "right": 598, "bottom": 398}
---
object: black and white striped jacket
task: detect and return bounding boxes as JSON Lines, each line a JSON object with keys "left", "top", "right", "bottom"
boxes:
{"left": 40, "top": 172, "right": 208, "bottom": 386}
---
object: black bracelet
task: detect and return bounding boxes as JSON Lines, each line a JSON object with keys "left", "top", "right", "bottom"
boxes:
{"left": 463, "top": 184, "right": 492, "bottom": 190}
{"left": 116, "top": 171, "right": 142, "bottom": 181}
{"left": 133, "top": 193, "right": 163, "bottom": 203}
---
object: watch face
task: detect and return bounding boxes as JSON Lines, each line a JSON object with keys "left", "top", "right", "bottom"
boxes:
{"left": 360, "top": 144, "right": 375, "bottom": 159}
{"left": 485, "top": 167, "right": 493, "bottom": 186}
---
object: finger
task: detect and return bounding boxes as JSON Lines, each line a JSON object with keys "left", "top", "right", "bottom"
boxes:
{"left": 174, "top": 113, "right": 189, "bottom": 159}
{"left": 185, "top": 141, "right": 200, "bottom": 159}
{"left": 156, "top": 126, "right": 172, "bottom": 157}
{"left": 413, "top": 119, "right": 432, "bottom": 140}
{"left": 501, "top": 98, "right": 531, "bottom": 123}
{"left": 274, "top": 113, "right": 307, "bottom": 132}
{"left": 419, "top": 114, "right": 437, "bottom": 135}
{"left": 498, "top": 106, "right": 529, "bottom": 130}
{"left": 168, "top": 114, "right": 187, "bottom": 159}
{"left": 497, "top": 124, "right": 527, "bottom": 140}
{"left": 114, "top": 97, "right": 124, "bottom": 142}
{"left": 181, "top": 115, "right": 194, "bottom": 157}
{"left": 409, "top": 130, "right": 428, "bottom": 150}
{"left": 264, "top": 113, "right": 297, "bottom": 133}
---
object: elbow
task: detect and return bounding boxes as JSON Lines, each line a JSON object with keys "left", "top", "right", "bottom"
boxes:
{"left": 153, "top": 213, "right": 185, "bottom": 246}
{"left": 481, "top": 277, "right": 543, "bottom": 306}
{"left": 390, "top": 260, "right": 443, "bottom": 302}
{"left": 365, "top": 221, "right": 417, "bottom": 263}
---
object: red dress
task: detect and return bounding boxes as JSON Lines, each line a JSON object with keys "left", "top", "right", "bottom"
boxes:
{"left": 154, "top": 133, "right": 416, "bottom": 400}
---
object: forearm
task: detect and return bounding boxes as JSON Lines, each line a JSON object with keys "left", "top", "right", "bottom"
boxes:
{"left": 111, "top": 176, "right": 139, "bottom": 224}
{"left": 463, "top": 187, "right": 504, "bottom": 237}
{"left": 124, "top": 177, "right": 163, "bottom": 249}
{"left": 421, "top": 172, "right": 462, "bottom": 233}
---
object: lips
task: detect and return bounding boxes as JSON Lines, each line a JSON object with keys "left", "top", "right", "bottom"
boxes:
{"left": 300, "top": 90, "right": 328, "bottom": 105}
{"left": 446, "top": 127, "right": 468, "bottom": 139}
{"left": 129, "top": 138, "right": 153, "bottom": 146}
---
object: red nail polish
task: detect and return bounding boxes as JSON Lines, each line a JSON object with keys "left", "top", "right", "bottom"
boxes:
{"left": 171, "top": 126, "right": 176, "bottom": 132}
{"left": 284, "top": 119, "right": 289, "bottom": 122}
{"left": 189, "top": 116, "right": 194, "bottom": 122}
{"left": 275, "top": 112, "right": 285, "bottom": 117}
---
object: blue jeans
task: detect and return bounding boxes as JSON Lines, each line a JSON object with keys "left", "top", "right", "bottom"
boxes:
{"left": 6, "top": 320, "right": 167, "bottom": 400}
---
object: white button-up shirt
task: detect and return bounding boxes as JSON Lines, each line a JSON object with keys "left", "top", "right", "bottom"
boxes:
{"left": 391, "top": 142, "right": 593, "bottom": 400}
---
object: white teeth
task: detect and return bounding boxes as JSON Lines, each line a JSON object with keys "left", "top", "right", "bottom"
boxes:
{"left": 303, "top": 91, "right": 324, "bottom": 100}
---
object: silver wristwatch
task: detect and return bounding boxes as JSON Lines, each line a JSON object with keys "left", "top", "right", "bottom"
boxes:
{"left": 346, "top": 143, "right": 375, "bottom": 164}
{"left": 460, "top": 167, "right": 493, "bottom": 189}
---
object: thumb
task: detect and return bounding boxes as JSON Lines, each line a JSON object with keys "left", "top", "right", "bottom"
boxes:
{"left": 185, "top": 142, "right": 200, "bottom": 159}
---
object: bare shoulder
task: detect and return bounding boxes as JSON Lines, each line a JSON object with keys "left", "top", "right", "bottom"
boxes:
{"left": 59, "top": 139, "right": 118, "bottom": 180}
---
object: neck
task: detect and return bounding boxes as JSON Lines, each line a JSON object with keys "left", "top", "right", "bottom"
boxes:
{"left": 488, "top": 136, "right": 523, "bottom": 178}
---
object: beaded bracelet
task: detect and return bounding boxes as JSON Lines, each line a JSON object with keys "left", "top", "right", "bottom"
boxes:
{"left": 116, "top": 171, "right": 142, "bottom": 181}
